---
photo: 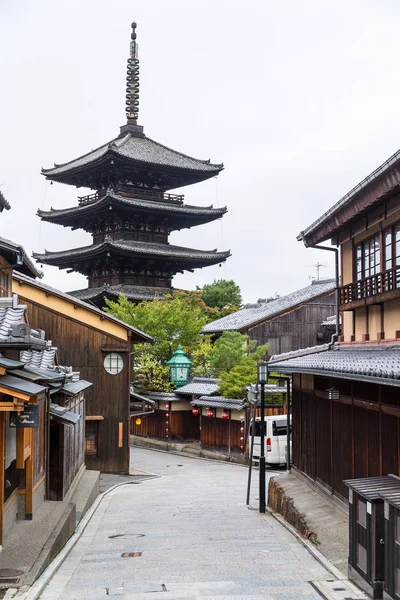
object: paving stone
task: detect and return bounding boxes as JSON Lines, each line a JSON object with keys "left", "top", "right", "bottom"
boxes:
{"left": 37, "top": 448, "right": 337, "bottom": 599}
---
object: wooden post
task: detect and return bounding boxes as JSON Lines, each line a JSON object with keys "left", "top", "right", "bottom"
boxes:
{"left": 0, "top": 413, "right": 5, "bottom": 544}
{"left": 118, "top": 422, "right": 123, "bottom": 448}
{"left": 228, "top": 410, "right": 231, "bottom": 457}
{"left": 25, "top": 428, "right": 34, "bottom": 520}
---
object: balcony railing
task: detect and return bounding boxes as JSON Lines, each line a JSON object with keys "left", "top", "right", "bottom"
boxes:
{"left": 339, "top": 265, "right": 400, "bottom": 306}
{"left": 78, "top": 186, "right": 184, "bottom": 206}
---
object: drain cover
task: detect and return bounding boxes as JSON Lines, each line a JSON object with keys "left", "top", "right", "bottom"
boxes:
{"left": 0, "top": 568, "right": 23, "bottom": 583}
{"left": 121, "top": 552, "right": 142, "bottom": 557}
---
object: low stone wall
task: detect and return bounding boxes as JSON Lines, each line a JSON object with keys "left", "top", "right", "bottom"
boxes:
{"left": 268, "top": 476, "right": 318, "bottom": 544}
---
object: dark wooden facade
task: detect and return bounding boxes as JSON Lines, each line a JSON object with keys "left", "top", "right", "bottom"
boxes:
{"left": 21, "top": 298, "right": 132, "bottom": 473}
{"left": 247, "top": 293, "right": 336, "bottom": 357}
{"left": 13, "top": 274, "right": 151, "bottom": 474}
{"left": 131, "top": 401, "right": 247, "bottom": 456}
{"left": 48, "top": 392, "right": 85, "bottom": 501}
{"left": 292, "top": 373, "right": 400, "bottom": 501}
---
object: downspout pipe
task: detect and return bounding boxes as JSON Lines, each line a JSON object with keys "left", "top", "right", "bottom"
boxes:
{"left": 303, "top": 242, "right": 340, "bottom": 346}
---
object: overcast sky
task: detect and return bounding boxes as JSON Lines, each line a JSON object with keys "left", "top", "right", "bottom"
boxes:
{"left": 1, "top": 0, "right": 399, "bottom": 303}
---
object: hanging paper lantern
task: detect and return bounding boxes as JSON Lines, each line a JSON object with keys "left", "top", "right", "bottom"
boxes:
{"left": 165, "top": 403, "right": 170, "bottom": 410}
{"left": 221, "top": 410, "right": 229, "bottom": 420}
{"left": 135, "top": 418, "right": 142, "bottom": 425}
{"left": 192, "top": 408, "right": 199, "bottom": 416}
{"left": 207, "top": 409, "right": 214, "bottom": 418}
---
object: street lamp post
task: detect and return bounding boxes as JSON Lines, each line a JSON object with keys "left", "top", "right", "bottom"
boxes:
{"left": 257, "top": 362, "right": 268, "bottom": 513}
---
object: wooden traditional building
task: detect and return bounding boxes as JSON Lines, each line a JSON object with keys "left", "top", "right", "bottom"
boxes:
{"left": 13, "top": 272, "right": 152, "bottom": 474}
{"left": 202, "top": 279, "right": 336, "bottom": 357}
{"left": 0, "top": 294, "right": 92, "bottom": 542}
{"left": 131, "top": 376, "right": 289, "bottom": 457}
{"left": 270, "top": 148, "right": 400, "bottom": 502}
{"left": 0, "top": 189, "right": 93, "bottom": 545}
{"left": 35, "top": 22, "right": 229, "bottom": 308}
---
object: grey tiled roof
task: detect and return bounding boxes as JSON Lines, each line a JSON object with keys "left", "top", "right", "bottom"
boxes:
{"left": 20, "top": 347, "right": 93, "bottom": 394}
{"left": 270, "top": 343, "right": 400, "bottom": 385}
{"left": 175, "top": 377, "right": 220, "bottom": 396}
{"left": 202, "top": 279, "right": 336, "bottom": 334}
{"left": 38, "top": 191, "right": 227, "bottom": 221}
{"left": 13, "top": 272, "right": 153, "bottom": 343}
{"left": 42, "top": 133, "right": 223, "bottom": 176}
{"left": 298, "top": 148, "right": 400, "bottom": 243}
{"left": 191, "top": 396, "right": 247, "bottom": 410}
{"left": 33, "top": 239, "right": 230, "bottom": 264}
{"left": 0, "top": 236, "right": 42, "bottom": 278}
{"left": 0, "top": 374, "right": 45, "bottom": 396}
{"left": 130, "top": 386, "right": 156, "bottom": 405}
{"left": 143, "top": 391, "right": 179, "bottom": 403}
{"left": 0, "top": 302, "right": 46, "bottom": 348}
{"left": 61, "top": 380, "right": 93, "bottom": 395}
{"left": 70, "top": 284, "right": 172, "bottom": 303}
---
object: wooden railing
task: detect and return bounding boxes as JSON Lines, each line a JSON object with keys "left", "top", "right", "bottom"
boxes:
{"left": 339, "top": 265, "right": 400, "bottom": 305}
{"left": 78, "top": 186, "right": 184, "bottom": 206}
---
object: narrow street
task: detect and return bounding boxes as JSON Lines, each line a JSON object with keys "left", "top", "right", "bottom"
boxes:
{"left": 38, "top": 449, "right": 331, "bottom": 599}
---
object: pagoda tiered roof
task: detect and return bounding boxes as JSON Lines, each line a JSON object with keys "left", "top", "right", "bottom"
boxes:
{"left": 42, "top": 132, "right": 223, "bottom": 190}
{"left": 69, "top": 284, "right": 172, "bottom": 304}
{"left": 33, "top": 239, "right": 230, "bottom": 271}
{"left": 37, "top": 191, "right": 227, "bottom": 231}
{"left": 36, "top": 22, "right": 229, "bottom": 306}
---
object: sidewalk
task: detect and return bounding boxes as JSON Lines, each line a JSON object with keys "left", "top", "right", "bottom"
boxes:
{"left": 268, "top": 471, "right": 349, "bottom": 575}
{"left": 0, "top": 469, "right": 100, "bottom": 594}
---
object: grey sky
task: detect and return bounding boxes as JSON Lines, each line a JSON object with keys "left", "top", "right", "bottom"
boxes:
{"left": 1, "top": 0, "right": 398, "bottom": 303}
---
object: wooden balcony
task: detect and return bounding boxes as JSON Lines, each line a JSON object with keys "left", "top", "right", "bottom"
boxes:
{"left": 339, "top": 266, "right": 400, "bottom": 310}
{"left": 78, "top": 186, "right": 184, "bottom": 206}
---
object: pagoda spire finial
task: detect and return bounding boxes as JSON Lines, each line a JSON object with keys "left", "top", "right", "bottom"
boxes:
{"left": 125, "top": 22, "right": 140, "bottom": 124}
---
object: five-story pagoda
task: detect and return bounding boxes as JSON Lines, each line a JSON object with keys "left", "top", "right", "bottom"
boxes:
{"left": 35, "top": 22, "right": 230, "bottom": 308}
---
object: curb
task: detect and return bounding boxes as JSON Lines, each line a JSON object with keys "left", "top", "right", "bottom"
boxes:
{"left": 5, "top": 478, "right": 160, "bottom": 600}
{"left": 260, "top": 503, "right": 347, "bottom": 581}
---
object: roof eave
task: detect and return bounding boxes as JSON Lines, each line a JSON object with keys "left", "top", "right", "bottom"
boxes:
{"left": 271, "top": 363, "right": 400, "bottom": 388}
{"left": 12, "top": 272, "right": 153, "bottom": 344}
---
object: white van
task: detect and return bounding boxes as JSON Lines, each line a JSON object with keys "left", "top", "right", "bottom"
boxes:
{"left": 249, "top": 414, "right": 292, "bottom": 465}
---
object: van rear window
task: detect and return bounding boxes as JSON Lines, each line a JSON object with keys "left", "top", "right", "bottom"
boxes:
{"left": 250, "top": 421, "right": 266, "bottom": 436}
{"left": 272, "top": 421, "right": 292, "bottom": 437}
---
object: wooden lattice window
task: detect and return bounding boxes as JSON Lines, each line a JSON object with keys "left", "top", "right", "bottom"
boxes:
{"left": 85, "top": 421, "right": 99, "bottom": 455}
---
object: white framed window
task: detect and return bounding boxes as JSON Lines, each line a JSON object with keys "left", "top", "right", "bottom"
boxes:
{"left": 104, "top": 352, "right": 124, "bottom": 375}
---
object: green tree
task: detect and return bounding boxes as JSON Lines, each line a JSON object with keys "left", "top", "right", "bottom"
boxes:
{"left": 217, "top": 343, "right": 268, "bottom": 399}
{"left": 209, "top": 331, "right": 249, "bottom": 375}
{"left": 104, "top": 290, "right": 214, "bottom": 390}
{"left": 105, "top": 290, "right": 209, "bottom": 362}
{"left": 199, "top": 279, "right": 242, "bottom": 309}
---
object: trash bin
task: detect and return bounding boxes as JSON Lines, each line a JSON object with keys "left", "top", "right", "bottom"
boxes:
{"left": 377, "top": 490, "right": 400, "bottom": 600}
{"left": 344, "top": 476, "right": 400, "bottom": 599}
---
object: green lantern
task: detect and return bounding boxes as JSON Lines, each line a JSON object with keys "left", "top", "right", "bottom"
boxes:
{"left": 166, "top": 345, "right": 192, "bottom": 388}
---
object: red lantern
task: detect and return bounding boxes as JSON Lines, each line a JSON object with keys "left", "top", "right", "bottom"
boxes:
{"left": 165, "top": 413, "right": 169, "bottom": 420}
{"left": 192, "top": 408, "right": 199, "bottom": 415}
{"left": 207, "top": 409, "right": 214, "bottom": 417}
{"left": 165, "top": 403, "right": 170, "bottom": 410}
{"left": 221, "top": 410, "right": 229, "bottom": 419}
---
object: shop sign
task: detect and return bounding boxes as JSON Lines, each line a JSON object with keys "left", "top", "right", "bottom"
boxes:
{"left": 10, "top": 405, "right": 39, "bottom": 428}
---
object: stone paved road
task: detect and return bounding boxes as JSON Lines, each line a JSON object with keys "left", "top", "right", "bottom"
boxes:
{"left": 39, "top": 448, "right": 331, "bottom": 599}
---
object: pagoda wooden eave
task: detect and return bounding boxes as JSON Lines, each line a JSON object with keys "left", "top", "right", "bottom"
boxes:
{"left": 69, "top": 284, "right": 173, "bottom": 304}
{"left": 41, "top": 133, "right": 223, "bottom": 191}
{"left": 33, "top": 240, "right": 231, "bottom": 272}
{"left": 37, "top": 192, "right": 227, "bottom": 232}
